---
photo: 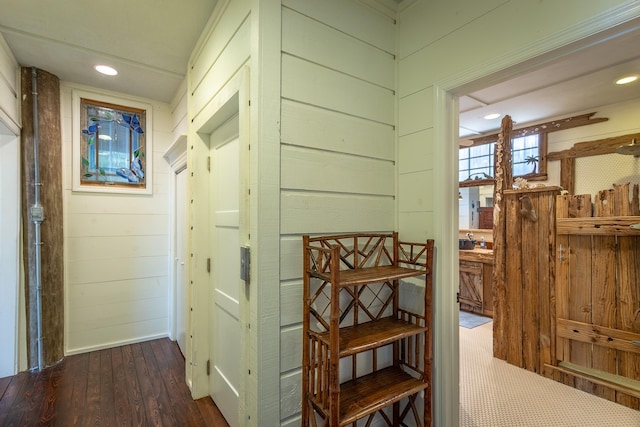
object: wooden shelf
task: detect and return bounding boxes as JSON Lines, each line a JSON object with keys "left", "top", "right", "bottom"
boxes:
{"left": 302, "top": 233, "right": 434, "bottom": 426}
{"left": 314, "top": 317, "right": 426, "bottom": 357}
{"left": 338, "top": 366, "right": 428, "bottom": 426}
{"left": 308, "top": 265, "right": 427, "bottom": 287}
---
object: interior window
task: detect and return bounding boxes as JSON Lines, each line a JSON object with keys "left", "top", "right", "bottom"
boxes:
{"left": 459, "top": 133, "right": 544, "bottom": 187}
{"left": 80, "top": 98, "right": 146, "bottom": 187}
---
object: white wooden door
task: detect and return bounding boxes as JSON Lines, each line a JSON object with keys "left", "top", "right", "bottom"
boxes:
{"left": 175, "top": 168, "right": 189, "bottom": 356}
{"left": 209, "top": 116, "right": 241, "bottom": 427}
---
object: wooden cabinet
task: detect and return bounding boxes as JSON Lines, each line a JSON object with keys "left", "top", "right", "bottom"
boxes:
{"left": 302, "top": 233, "right": 435, "bottom": 427}
{"left": 459, "top": 250, "right": 494, "bottom": 317}
{"left": 459, "top": 260, "right": 483, "bottom": 312}
{"left": 478, "top": 207, "right": 493, "bottom": 230}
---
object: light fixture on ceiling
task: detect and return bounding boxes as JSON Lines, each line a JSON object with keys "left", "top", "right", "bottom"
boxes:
{"left": 98, "top": 134, "right": 112, "bottom": 141}
{"left": 615, "top": 74, "right": 638, "bottom": 85}
{"left": 483, "top": 113, "right": 501, "bottom": 120}
{"left": 94, "top": 65, "right": 118, "bottom": 76}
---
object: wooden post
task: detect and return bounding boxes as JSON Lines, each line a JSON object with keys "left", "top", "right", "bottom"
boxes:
{"left": 560, "top": 158, "right": 574, "bottom": 194}
{"left": 492, "top": 115, "right": 512, "bottom": 360}
{"left": 20, "top": 67, "right": 64, "bottom": 368}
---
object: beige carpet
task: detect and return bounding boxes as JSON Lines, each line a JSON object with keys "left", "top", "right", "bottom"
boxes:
{"left": 460, "top": 320, "right": 640, "bottom": 426}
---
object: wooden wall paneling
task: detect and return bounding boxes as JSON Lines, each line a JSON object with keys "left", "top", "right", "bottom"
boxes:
{"left": 65, "top": 194, "right": 170, "bottom": 215}
{"left": 280, "top": 101, "right": 394, "bottom": 161}
{"left": 538, "top": 191, "right": 555, "bottom": 377}
{"left": 189, "top": 0, "right": 250, "bottom": 87}
{"left": 281, "top": 54, "right": 394, "bottom": 125}
{"left": 521, "top": 193, "right": 540, "bottom": 372}
{"left": 280, "top": 280, "right": 303, "bottom": 326}
{"left": 504, "top": 193, "right": 523, "bottom": 367}
{"left": 614, "top": 183, "right": 640, "bottom": 409}
{"left": 66, "top": 235, "right": 168, "bottom": 260}
{"left": 67, "top": 256, "right": 168, "bottom": 285}
{"left": 281, "top": 146, "right": 394, "bottom": 195}
{"left": 280, "top": 192, "right": 394, "bottom": 235}
{"left": 0, "top": 35, "right": 18, "bottom": 130}
{"left": 0, "top": 81, "right": 17, "bottom": 127}
{"left": 67, "top": 319, "right": 167, "bottom": 356}
{"left": 72, "top": 299, "right": 167, "bottom": 333}
{"left": 591, "top": 189, "right": 617, "bottom": 400}
{"left": 66, "top": 213, "right": 168, "bottom": 237}
{"left": 280, "top": 325, "right": 302, "bottom": 373}
{"left": 554, "top": 195, "right": 570, "bottom": 372}
{"left": 280, "top": 3, "right": 396, "bottom": 422}
{"left": 190, "top": 19, "right": 250, "bottom": 118}
{"left": 281, "top": 370, "right": 302, "bottom": 421}
{"left": 279, "top": 237, "right": 302, "bottom": 282}
{"left": 282, "top": 0, "right": 396, "bottom": 54}
{"left": 567, "top": 195, "right": 594, "bottom": 392}
{"left": 282, "top": 7, "right": 394, "bottom": 90}
{"left": 0, "top": 37, "right": 17, "bottom": 88}
{"left": 399, "top": 88, "right": 433, "bottom": 136}
{"left": 67, "top": 278, "right": 166, "bottom": 308}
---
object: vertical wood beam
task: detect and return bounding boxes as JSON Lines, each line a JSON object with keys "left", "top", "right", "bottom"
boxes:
{"left": 20, "top": 67, "right": 64, "bottom": 368}
{"left": 492, "top": 115, "right": 513, "bottom": 360}
{"left": 560, "top": 158, "right": 575, "bottom": 194}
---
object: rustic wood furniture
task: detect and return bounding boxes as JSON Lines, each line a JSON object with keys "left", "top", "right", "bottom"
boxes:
{"left": 459, "top": 249, "right": 494, "bottom": 317}
{"left": 302, "top": 233, "right": 434, "bottom": 426}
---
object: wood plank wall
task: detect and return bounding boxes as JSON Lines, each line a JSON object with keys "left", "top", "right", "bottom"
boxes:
{"left": 495, "top": 183, "right": 640, "bottom": 410}
{"left": 554, "top": 183, "right": 640, "bottom": 409}
{"left": 279, "top": 1, "right": 396, "bottom": 425}
{"left": 61, "top": 83, "right": 172, "bottom": 355}
{"left": 494, "top": 187, "right": 560, "bottom": 375}
{"left": 0, "top": 33, "right": 21, "bottom": 378}
{"left": 186, "top": 0, "right": 252, "bottom": 407}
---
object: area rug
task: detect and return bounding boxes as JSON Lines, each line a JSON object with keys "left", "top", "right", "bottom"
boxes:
{"left": 459, "top": 311, "right": 492, "bottom": 329}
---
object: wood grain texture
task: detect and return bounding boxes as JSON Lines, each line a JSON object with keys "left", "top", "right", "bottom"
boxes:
{"left": 0, "top": 339, "right": 229, "bottom": 427}
{"left": 555, "top": 185, "right": 640, "bottom": 407}
{"left": 497, "top": 188, "right": 559, "bottom": 372}
{"left": 20, "top": 67, "right": 64, "bottom": 368}
{"left": 302, "top": 234, "right": 434, "bottom": 426}
{"left": 547, "top": 132, "right": 640, "bottom": 161}
{"left": 491, "top": 116, "right": 507, "bottom": 361}
{"left": 591, "top": 189, "right": 617, "bottom": 400}
{"left": 566, "top": 195, "right": 593, "bottom": 393}
{"left": 614, "top": 184, "right": 640, "bottom": 409}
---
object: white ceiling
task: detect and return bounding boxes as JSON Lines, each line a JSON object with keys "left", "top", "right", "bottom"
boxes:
{"left": 459, "top": 19, "right": 640, "bottom": 139}
{"left": 1, "top": 2, "right": 639, "bottom": 126}
{"left": 0, "top": 0, "right": 217, "bottom": 103}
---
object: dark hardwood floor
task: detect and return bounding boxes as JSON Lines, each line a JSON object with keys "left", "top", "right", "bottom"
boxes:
{"left": 0, "top": 338, "right": 230, "bottom": 426}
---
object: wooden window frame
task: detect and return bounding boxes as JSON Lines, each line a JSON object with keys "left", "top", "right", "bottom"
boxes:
{"left": 72, "top": 89, "right": 153, "bottom": 195}
{"left": 459, "top": 112, "right": 607, "bottom": 188}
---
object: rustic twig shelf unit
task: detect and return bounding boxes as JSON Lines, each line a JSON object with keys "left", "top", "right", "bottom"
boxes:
{"left": 302, "top": 233, "right": 435, "bottom": 427}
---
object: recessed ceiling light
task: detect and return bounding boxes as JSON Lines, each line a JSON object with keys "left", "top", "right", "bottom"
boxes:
{"left": 484, "top": 113, "right": 501, "bottom": 120}
{"left": 94, "top": 65, "right": 118, "bottom": 76}
{"left": 615, "top": 74, "right": 638, "bottom": 85}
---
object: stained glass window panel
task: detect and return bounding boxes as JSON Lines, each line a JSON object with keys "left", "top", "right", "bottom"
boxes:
{"left": 80, "top": 99, "right": 146, "bottom": 187}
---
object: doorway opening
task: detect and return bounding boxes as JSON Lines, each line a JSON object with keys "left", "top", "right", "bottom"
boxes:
{"left": 433, "top": 11, "right": 640, "bottom": 425}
